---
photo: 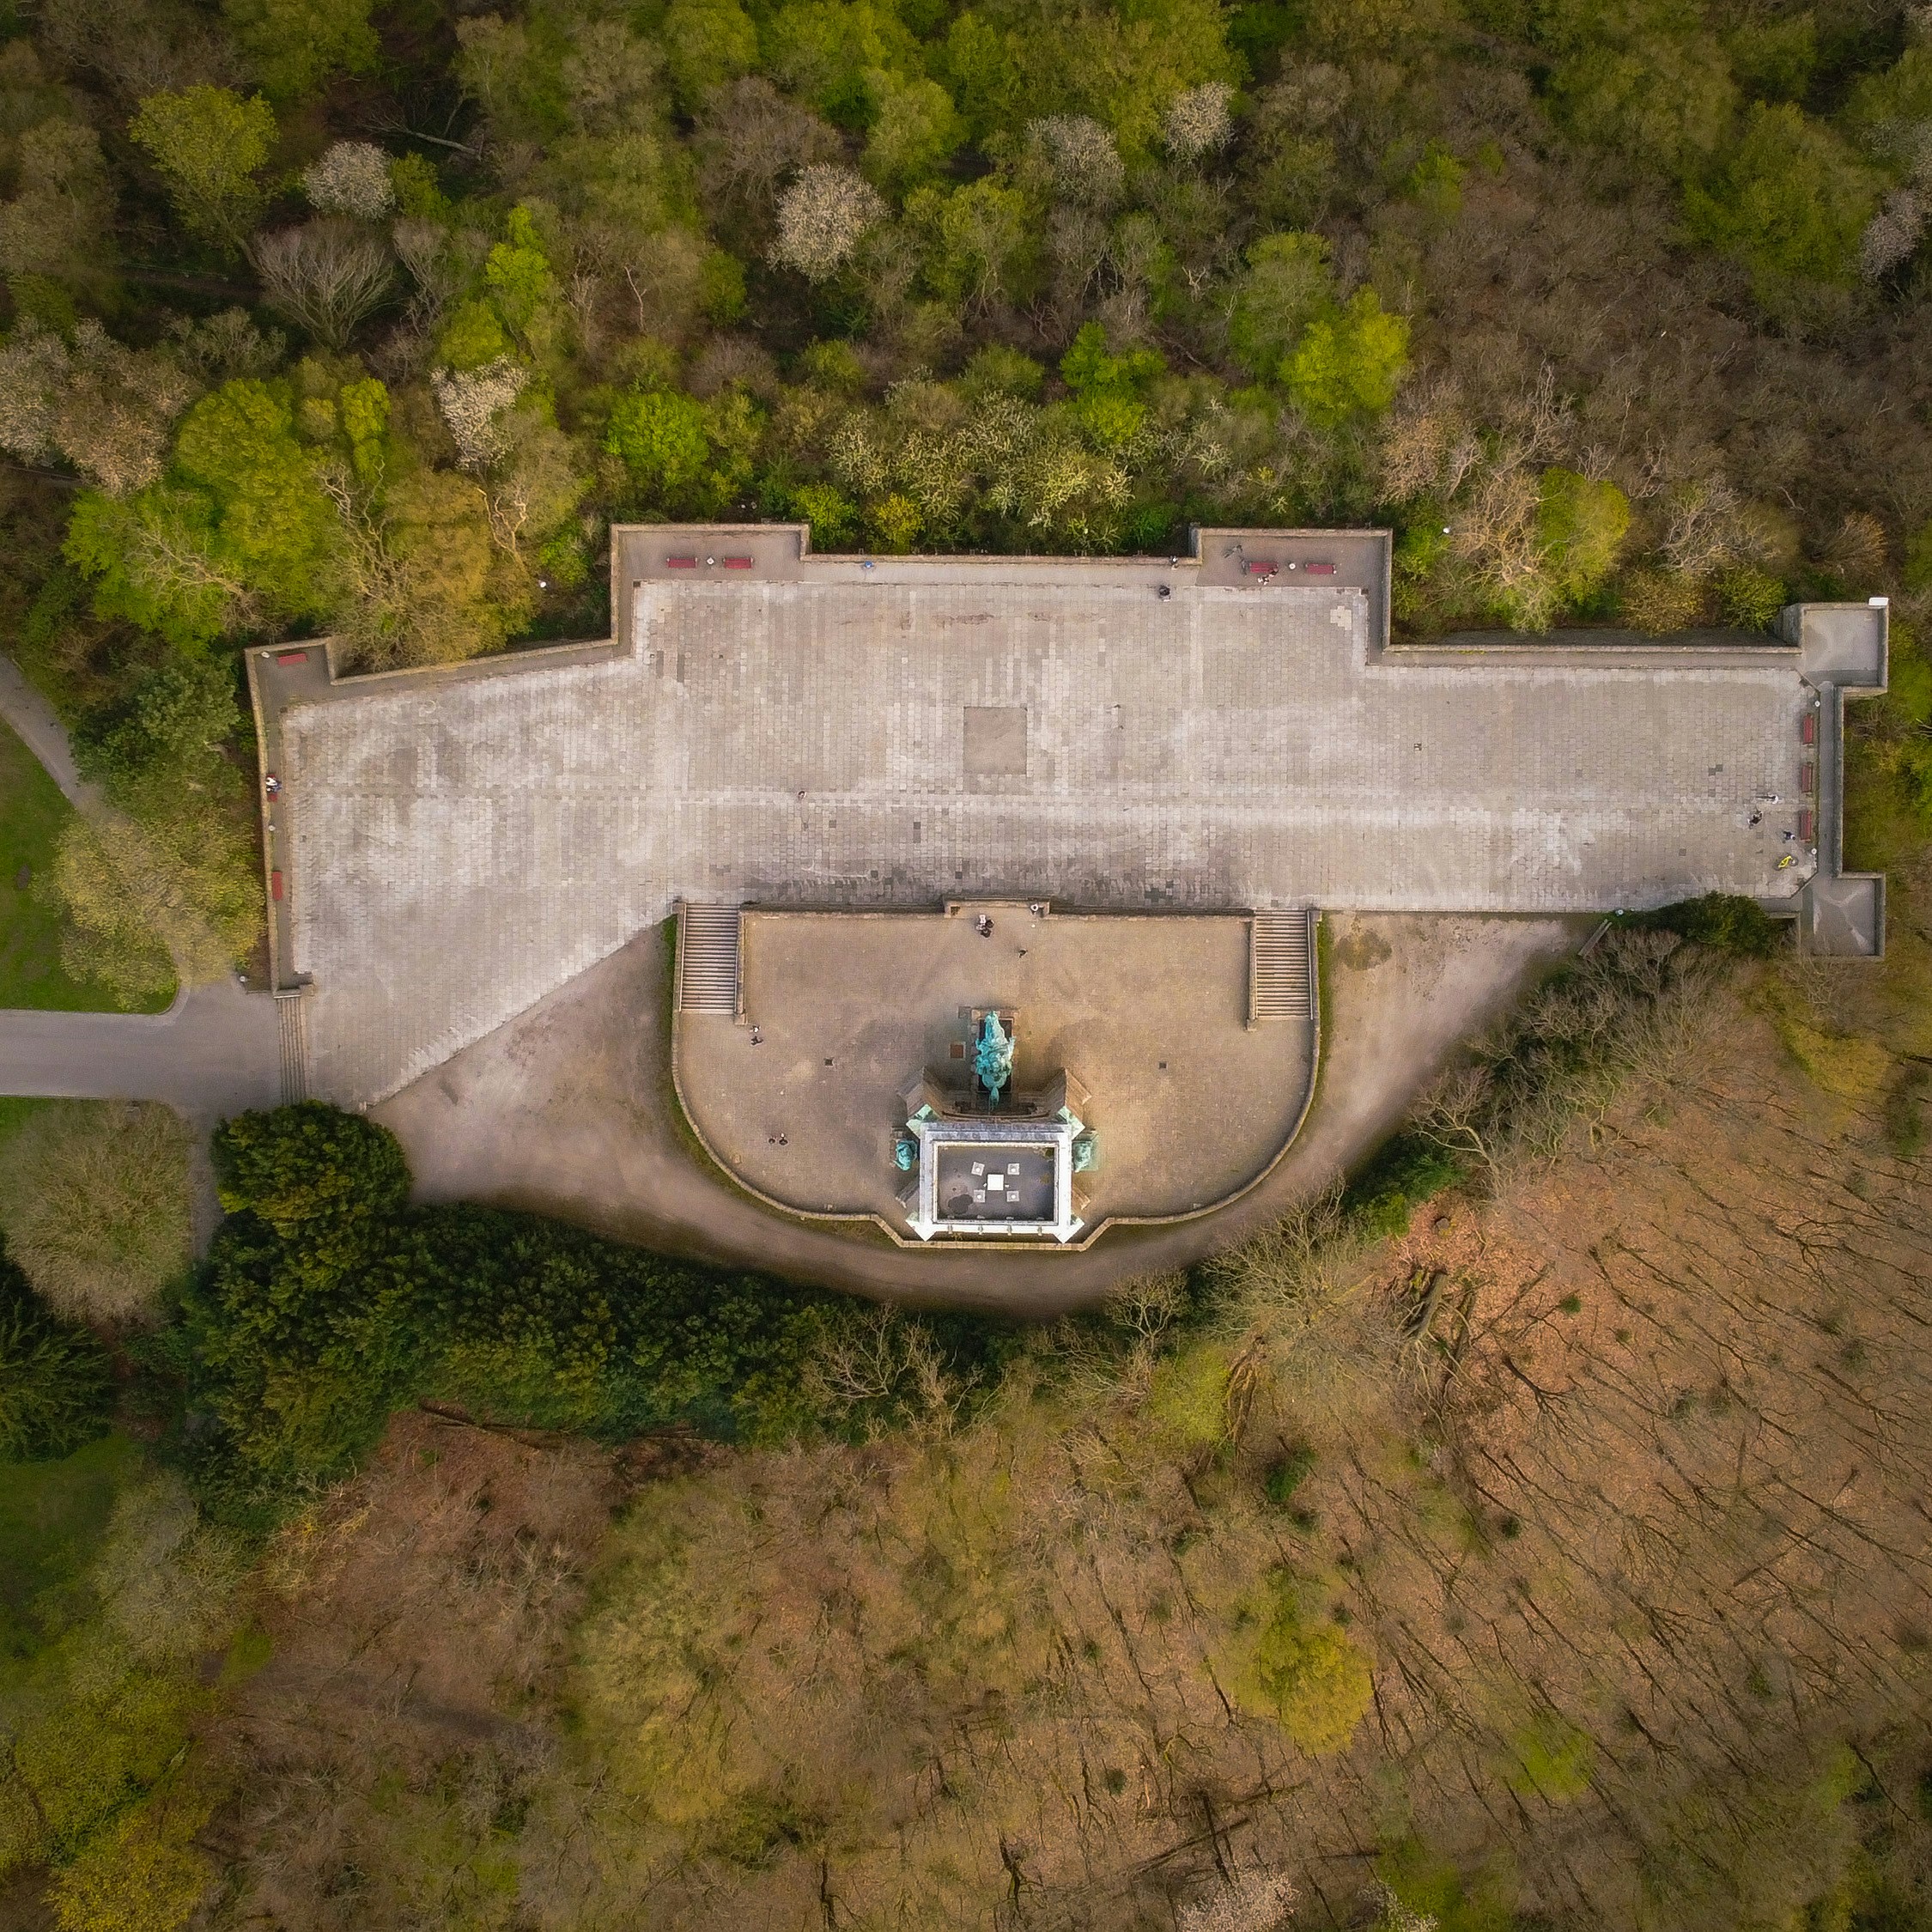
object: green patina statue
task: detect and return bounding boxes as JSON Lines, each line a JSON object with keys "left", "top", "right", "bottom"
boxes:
{"left": 975, "top": 1010, "right": 1013, "bottom": 1105}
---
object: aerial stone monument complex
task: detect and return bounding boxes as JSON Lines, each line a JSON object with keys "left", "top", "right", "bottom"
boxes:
{"left": 246, "top": 524, "right": 1887, "bottom": 1249}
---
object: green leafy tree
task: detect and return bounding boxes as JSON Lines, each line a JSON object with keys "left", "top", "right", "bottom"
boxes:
{"left": 791, "top": 480, "right": 858, "bottom": 548}
{"left": 484, "top": 204, "right": 562, "bottom": 344}
{"left": 939, "top": 12, "right": 1022, "bottom": 142}
{"left": 763, "top": 0, "right": 922, "bottom": 125}
{"left": 0, "top": 119, "right": 117, "bottom": 298}
{"left": 126, "top": 87, "right": 276, "bottom": 252}
{"left": 605, "top": 388, "right": 712, "bottom": 505}
{"left": 1548, "top": 35, "right": 1736, "bottom": 179}
{"left": 181, "top": 1105, "right": 932, "bottom": 1489}
{"left": 66, "top": 379, "right": 339, "bottom": 646}
{"left": 1536, "top": 468, "right": 1631, "bottom": 607}
{"left": 1686, "top": 101, "right": 1881, "bottom": 296}
{"left": 863, "top": 73, "right": 964, "bottom": 190}
{"left": 663, "top": 0, "right": 762, "bottom": 112}
{"left": 1725, "top": 13, "right": 1814, "bottom": 104}
{"left": 212, "top": 1100, "right": 411, "bottom": 1238}
{"left": 1227, "top": 232, "right": 1334, "bottom": 382}
{"left": 437, "top": 299, "right": 516, "bottom": 373}
{"left": 1060, "top": 322, "right": 1164, "bottom": 450}
{"left": 73, "top": 660, "right": 239, "bottom": 791}
{"left": 1715, "top": 564, "right": 1785, "bottom": 629}
{"left": 912, "top": 177, "right": 1034, "bottom": 311}
{"left": 0, "top": 1242, "right": 113, "bottom": 1461}
{"left": 1285, "top": 288, "right": 1410, "bottom": 426}
{"left": 1228, "top": 1571, "right": 1374, "bottom": 1755}
{"left": 1843, "top": 44, "right": 1932, "bottom": 149}
{"left": 222, "top": 0, "right": 379, "bottom": 100}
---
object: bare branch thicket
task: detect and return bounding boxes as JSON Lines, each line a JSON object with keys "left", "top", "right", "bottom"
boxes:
{"left": 1413, "top": 928, "right": 1725, "bottom": 1188}
{"left": 1443, "top": 363, "right": 1578, "bottom": 625}
{"left": 1046, "top": 204, "right": 1111, "bottom": 318}
{"left": 166, "top": 307, "right": 286, "bottom": 382}
{"left": 805, "top": 1303, "right": 977, "bottom": 1437}
{"left": 0, "top": 1100, "right": 191, "bottom": 1327}
{"left": 1376, "top": 378, "right": 1481, "bottom": 504}
{"left": 1106, "top": 1271, "right": 1190, "bottom": 1348}
{"left": 250, "top": 220, "right": 396, "bottom": 350}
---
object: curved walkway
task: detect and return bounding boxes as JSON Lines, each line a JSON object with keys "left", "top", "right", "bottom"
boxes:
{"left": 375, "top": 910, "right": 1583, "bottom": 1313}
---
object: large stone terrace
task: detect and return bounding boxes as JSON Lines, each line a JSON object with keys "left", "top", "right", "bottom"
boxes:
{"left": 254, "top": 526, "right": 1866, "bottom": 1109}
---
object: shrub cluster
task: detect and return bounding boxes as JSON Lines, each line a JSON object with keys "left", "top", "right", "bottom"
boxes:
{"left": 177, "top": 1103, "right": 1009, "bottom": 1512}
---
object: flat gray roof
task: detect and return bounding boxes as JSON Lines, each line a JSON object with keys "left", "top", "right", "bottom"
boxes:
{"left": 273, "top": 526, "right": 1821, "bottom": 1105}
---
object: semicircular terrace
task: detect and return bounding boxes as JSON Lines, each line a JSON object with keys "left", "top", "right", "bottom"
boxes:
{"left": 671, "top": 905, "right": 1318, "bottom": 1249}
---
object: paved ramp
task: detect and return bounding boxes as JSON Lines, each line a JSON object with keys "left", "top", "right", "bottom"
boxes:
{"left": 0, "top": 979, "right": 281, "bottom": 1114}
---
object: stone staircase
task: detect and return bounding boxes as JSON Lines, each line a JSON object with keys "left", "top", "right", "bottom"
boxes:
{"left": 677, "top": 903, "right": 742, "bottom": 1015}
{"left": 1249, "top": 909, "right": 1315, "bottom": 1023}
{"left": 276, "top": 991, "right": 309, "bottom": 1102}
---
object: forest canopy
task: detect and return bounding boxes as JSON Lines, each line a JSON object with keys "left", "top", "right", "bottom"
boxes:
{"left": 0, "top": 0, "right": 1925, "bottom": 709}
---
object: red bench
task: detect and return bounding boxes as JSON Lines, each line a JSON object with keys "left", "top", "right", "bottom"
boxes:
{"left": 1242, "top": 559, "right": 1278, "bottom": 578}
{"left": 665, "top": 556, "right": 698, "bottom": 568}
{"left": 1300, "top": 561, "right": 1338, "bottom": 575}
{"left": 723, "top": 555, "right": 754, "bottom": 569}
{"left": 270, "top": 870, "right": 284, "bottom": 902}
{"left": 275, "top": 650, "right": 308, "bottom": 666}
{"left": 1798, "top": 810, "right": 1814, "bottom": 843}
{"left": 1801, "top": 712, "right": 1817, "bottom": 745}
{"left": 1801, "top": 762, "right": 1816, "bottom": 793}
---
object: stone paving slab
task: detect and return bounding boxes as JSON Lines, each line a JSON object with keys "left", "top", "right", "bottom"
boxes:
{"left": 284, "top": 551, "right": 1812, "bottom": 1106}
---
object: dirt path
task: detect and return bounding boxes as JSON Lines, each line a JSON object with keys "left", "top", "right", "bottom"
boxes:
{"left": 376, "top": 911, "right": 1583, "bottom": 1313}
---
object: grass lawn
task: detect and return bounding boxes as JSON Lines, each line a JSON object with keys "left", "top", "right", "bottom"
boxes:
{"left": 0, "top": 1432, "right": 141, "bottom": 1677}
{"left": 0, "top": 717, "right": 172, "bottom": 1013}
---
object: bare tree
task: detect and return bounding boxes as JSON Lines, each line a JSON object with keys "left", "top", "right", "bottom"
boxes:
{"left": 694, "top": 77, "right": 841, "bottom": 222}
{"left": 251, "top": 220, "right": 396, "bottom": 349}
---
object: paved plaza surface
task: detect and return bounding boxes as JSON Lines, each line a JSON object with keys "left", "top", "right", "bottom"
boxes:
{"left": 676, "top": 908, "right": 1315, "bottom": 1238}
{"left": 276, "top": 528, "right": 1815, "bottom": 1107}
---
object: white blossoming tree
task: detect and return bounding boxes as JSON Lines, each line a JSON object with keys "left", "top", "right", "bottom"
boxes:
{"left": 431, "top": 357, "right": 531, "bottom": 471}
{"left": 1163, "top": 82, "right": 1235, "bottom": 160}
{"left": 301, "top": 141, "right": 396, "bottom": 220}
{"left": 769, "top": 165, "right": 885, "bottom": 282}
